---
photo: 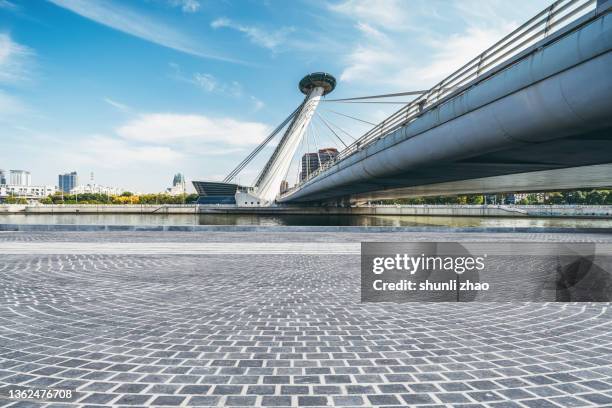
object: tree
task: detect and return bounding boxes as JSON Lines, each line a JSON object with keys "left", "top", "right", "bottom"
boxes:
{"left": 545, "top": 192, "right": 564, "bottom": 204}
{"left": 4, "top": 197, "right": 28, "bottom": 204}
{"left": 585, "top": 190, "right": 606, "bottom": 205}
{"left": 467, "top": 195, "right": 484, "bottom": 205}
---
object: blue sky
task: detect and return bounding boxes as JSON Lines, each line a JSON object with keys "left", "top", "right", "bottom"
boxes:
{"left": 0, "top": 0, "right": 550, "bottom": 192}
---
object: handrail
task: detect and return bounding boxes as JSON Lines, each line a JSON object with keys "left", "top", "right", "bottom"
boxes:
{"left": 281, "top": 0, "right": 596, "bottom": 198}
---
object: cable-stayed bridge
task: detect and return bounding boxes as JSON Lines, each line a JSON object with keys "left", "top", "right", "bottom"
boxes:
{"left": 194, "top": 0, "right": 612, "bottom": 207}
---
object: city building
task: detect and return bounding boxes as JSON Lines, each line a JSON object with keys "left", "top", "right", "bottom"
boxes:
{"left": 0, "top": 169, "right": 6, "bottom": 185}
{"left": 0, "top": 185, "right": 55, "bottom": 200}
{"left": 58, "top": 171, "right": 78, "bottom": 193}
{"left": 300, "top": 148, "right": 339, "bottom": 181}
{"left": 9, "top": 170, "right": 31, "bottom": 186}
{"left": 514, "top": 192, "right": 547, "bottom": 203}
{"left": 166, "top": 173, "right": 186, "bottom": 195}
{"left": 280, "top": 180, "right": 289, "bottom": 194}
{"left": 70, "top": 184, "right": 122, "bottom": 195}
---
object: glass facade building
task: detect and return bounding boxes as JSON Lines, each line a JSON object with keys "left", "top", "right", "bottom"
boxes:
{"left": 58, "top": 171, "right": 78, "bottom": 193}
{"left": 300, "top": 148, "right": 339, "bottom": 181}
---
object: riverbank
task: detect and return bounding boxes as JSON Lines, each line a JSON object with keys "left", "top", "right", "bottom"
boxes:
{"left": 1, "top": 223, "right": 611, "bottom": 233}
{"left": 1, "top": 204, "right": 611, "bottom": 218}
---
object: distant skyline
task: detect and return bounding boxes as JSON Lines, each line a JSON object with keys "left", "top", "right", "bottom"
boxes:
{"left": 0, "top": 0, "right": 550, "bottom": 192}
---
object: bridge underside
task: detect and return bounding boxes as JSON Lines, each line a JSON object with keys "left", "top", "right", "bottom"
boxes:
{"left": 278, "top": 10, "right": 612, "bottom": 206}
{"left": 301, "top": 131, "right": 612, "bottom": 205}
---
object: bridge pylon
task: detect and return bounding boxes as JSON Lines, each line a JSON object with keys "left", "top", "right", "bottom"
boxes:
{"left": 193, "top": 72, "right": 336, "bottom": 207}
{"left": 254, "top": 73, "right": 336, "bottom": 203}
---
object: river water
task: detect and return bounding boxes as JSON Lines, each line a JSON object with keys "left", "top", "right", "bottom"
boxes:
{"left": 0, "top": 213, "right": 610, "bottom": 228}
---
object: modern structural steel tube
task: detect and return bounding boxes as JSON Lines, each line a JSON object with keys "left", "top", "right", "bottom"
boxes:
{"left": 254, "top": 87, "right": 324, "bottom": 203}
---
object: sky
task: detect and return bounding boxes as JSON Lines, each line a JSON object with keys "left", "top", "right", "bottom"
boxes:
{"left": 0, "top": 0, "right": 551, "bottom": 192}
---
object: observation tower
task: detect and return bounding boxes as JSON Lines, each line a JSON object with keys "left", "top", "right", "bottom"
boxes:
{"left": 254, "top": 73, "right": 336, "bottom": 203}
{"left": 193, "top": 72, "right": 336, "bottom": 206}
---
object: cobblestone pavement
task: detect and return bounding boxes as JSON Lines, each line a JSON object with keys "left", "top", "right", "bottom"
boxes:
{"left": 0, "top": 231, "right": 611, "bottom": 407}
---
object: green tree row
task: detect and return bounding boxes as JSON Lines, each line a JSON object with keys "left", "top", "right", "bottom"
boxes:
{"left": 381, "top": 189, "right": 612, "bottom": 205}
{"left": 387, "top": 194, "right": 485, "bottom": 205}
{"left": 28, "top": 193, "right": 200, "bottom": 205}
{"left": 518, "top": 190, "right": 612, "bottom": 205}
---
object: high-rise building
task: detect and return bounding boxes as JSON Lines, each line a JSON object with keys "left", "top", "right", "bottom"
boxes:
{"left": 166, "top": 173, "right": 186, "bottom": 195}
{"left": 280, "top": 180, "right": 289, "bottom": 194}
{"left": 58, "top": 171, "right": 78, "bottom": 193}
{"left": 0, "top": 169, "right": 6, "bottom": 185}
{"left": 300, "top": 148, "right": 339, "bottom": 181}
{"left": 9, "top": 170, "right": 31, "bottom": 186}
{"left": 172, "top": 173, "right": 184, "bottom": 187}
{"left": 300, "top": 153, "right": 319, "bottom": 181}
{"left": 318, "top": 147, "right": 339, "bottom": 164}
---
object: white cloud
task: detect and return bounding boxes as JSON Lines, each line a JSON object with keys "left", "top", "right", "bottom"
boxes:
{"left": 192, "top": 73, "right": 242, "bottom": 96}
{"left": 103, "top": 97, "right": 131, "bottom": 112}
{"left": 329, "top": 0, "right": 411, "bottom": 30}
{"left": 340, "top": 44, "right": 397, "bottom": 84}
{"left": 56, "top": 134, "right": 184, "bottom": 169}
{"left": 335, "top": 2, "right": 517, "bottom": 91}
{"left": 193, "top": 73, "right": 217, "bottom": 92}
{"left": 354, "top": 22, "right": 388, "bottom": 41}
{"left": 0, "top": 90, "right": 26, "bottom": 118}
{"left": 67, "top": 135, "right": 183, "bottom": 167}
{"left": 0, "top": 0, "right": 17, "bottom": 11}
{"left": 211, "top": 18, "right": 295, "bottom": 51}
{"left": 417, "top": 24, "right": 515, "bottom": 82}
{"left": 0, "top": 33, "right": 33, "bottom": 83}
{"left": 49, "top": 0, "right": 239, "bottom": 63}
{"left": 116, "top": 113, "right": 270, "bottom": 146}
{"left": 169, "top": 63, "right": 243, "bottom": 97}
{"left": 250, "top": 96, "right": 265, "bottom": 112}
{"left": 168, "top": 0, "right": 200, "bottom": 13}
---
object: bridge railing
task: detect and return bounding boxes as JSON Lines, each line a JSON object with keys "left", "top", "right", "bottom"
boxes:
{"left": 282, "top": 0, "right": 596, "bottom": 197}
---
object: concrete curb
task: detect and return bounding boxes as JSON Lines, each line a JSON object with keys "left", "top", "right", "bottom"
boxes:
{"left": 0, "top": 223, "right": 611, "bottom": 234}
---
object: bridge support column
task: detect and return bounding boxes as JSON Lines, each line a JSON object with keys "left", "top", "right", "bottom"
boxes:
{"left": 253, "top": 73, "right": 336, "bottom": 205}
{"left": 254, "top": 87, "right": 324, "bottom": 203}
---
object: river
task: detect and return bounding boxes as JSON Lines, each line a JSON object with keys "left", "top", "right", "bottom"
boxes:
{"left": 0, "top": 213, "right": 610, "bottom": 228}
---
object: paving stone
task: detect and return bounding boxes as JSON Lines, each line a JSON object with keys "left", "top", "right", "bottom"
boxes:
{"left": 79, "top": 393, "right": 117, "bottom": 404}
{"left": 225, "top": 395, "right": 257, "bottom": 406}
{"left": 333, "top": 395, "right": 364, "bottom": 406}
{"left": 178, "top": 385, "right": 211, "bottom": 394}
{"left": 112, "top": 394, "right": 152, "bottom": 405}
{"left": 521, "top": 399, "right": 564, "bottom": 408}
{"left": 113, "top": 383, "right": 148, "bottom": 393}
{"left": 579, "top": 393, "right": 612, "bottom": 405}
{"left": 367, "top": 394, "right": 403, "bottom": 405}
{"left": 247, "top": 385, "right": 276, "bottom": 395}
{"left": 0, "top": 231, "right": 610, "bottom": 408}
{"left": 212, "top": 385, "right": 243, "bottom": 395}
{"left": 281, "top": 385, "right": 309, "bottom": 395}
{"left": 298, "top": 396, "right": 329, "bottom": 406}
{"left": 257, "top": 396, "right": 287, "bottom": 405}
{"left": 187, "top": 395, "right": 221, "bottom": 406}
{"left": 150, "top": 395, "right": 185, "bottom": 406}
{"left": 400, "top": 393, "right": 436, "bottom": 404}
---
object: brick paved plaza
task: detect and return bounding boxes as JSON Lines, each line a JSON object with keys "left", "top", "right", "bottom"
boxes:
{"left": 0, "top": 230, "right": 611, "bottom": 407}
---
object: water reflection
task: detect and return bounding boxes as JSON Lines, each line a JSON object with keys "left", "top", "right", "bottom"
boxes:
{"left": 0, "top": 213, "right": 609, "bottom": 228}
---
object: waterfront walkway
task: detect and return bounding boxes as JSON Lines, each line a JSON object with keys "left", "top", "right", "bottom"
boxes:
{"left": 0, "top": 230, "right": 611, "bottom": 407}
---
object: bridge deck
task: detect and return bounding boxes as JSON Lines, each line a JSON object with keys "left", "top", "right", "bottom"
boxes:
{"left": 280, "top": 4, "right": 612, "bottom": 204}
